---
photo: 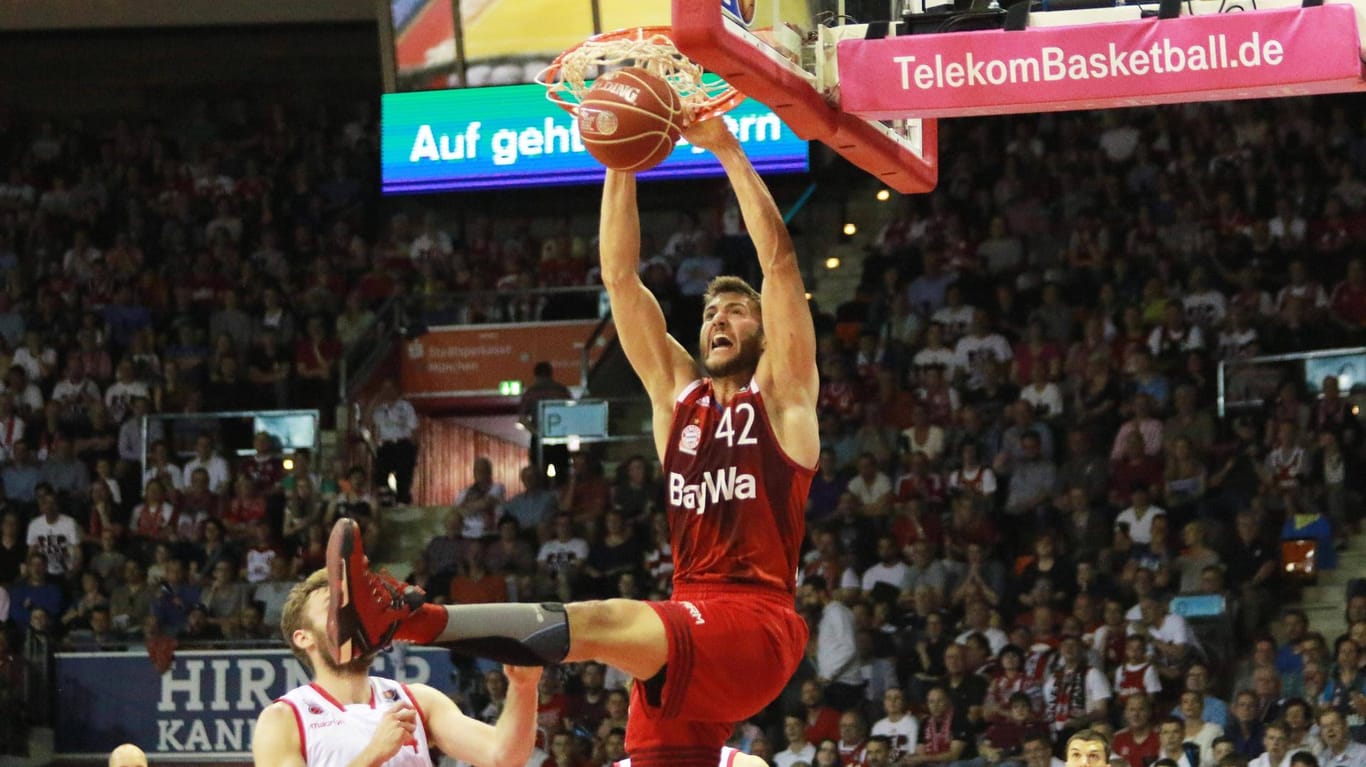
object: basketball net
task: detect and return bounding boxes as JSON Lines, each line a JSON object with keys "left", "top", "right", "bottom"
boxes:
{"left": 537, "top": 26, "right": 745, "bottom": 123}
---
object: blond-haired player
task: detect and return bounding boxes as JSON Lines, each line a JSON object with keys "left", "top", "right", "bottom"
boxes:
{"left": 252, "top": 570, "right": 541, "bottom": 766}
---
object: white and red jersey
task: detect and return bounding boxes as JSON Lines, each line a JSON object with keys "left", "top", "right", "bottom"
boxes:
{"left": 277, "top": 678, "right": 432, "bottom": 767}
{"left": 664, "top": 379, "right": 813, "bottom": 595}
{"left": 1113, "top": 662, "right": 1161, "bottom": 704}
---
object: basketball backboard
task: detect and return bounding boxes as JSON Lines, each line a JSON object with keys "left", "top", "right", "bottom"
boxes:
{"left": 671, "top": 0, "right": 940, "bottom": 194}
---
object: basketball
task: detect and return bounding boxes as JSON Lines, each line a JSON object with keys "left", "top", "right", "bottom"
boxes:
{"left": 577, "top": 67, "right": 683, "bottom": 172}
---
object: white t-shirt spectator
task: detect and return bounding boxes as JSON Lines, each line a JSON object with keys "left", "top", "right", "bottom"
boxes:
{"left": 51, "top": 377, "right": 100, "bottom": 406}
{"left": 1217, "top": 327, "right": 1258, "bottom": 360}
{"left": 1147, "top": 324, "right": 1205, "bottom": 357}
{"left": 912, "top": 347, "right": 962, "bottom": 381}
{"left": 872, "top": 715, "right": 919, "bottom": 762}
{"left": 3, "top": 381, "right": 43, "bottom": 414}
{"left": 27, "top": 514, "right": 81, "bottom": 575}
{"left": 1250, "top": 753, "right": 1292, "bottom": 767}
{"left": 537, "top": 537, "right": 589, "bottom": 575}
{"left": 817, "top": 599, "right": 861, "bottom": 686}
{"left": 955, "top": 333, "right": 1013, "bottom": 387}
{"left": 184, "top": 454, "right": 232, "bottom": 494}
{"left": 775, "top": 743, "right": 817, "bottom": 767}
{"left": 862, "top": 561, "right": 910, "bottom": 593}
{"left": 1148, "top": 612, "right": 1196, "bottom": 649}
{"left": 1183, "top": 291, "right": 1228, "bottom": 329}
{"left": 456, "top": 482, "right": 507, "bottom": 539}
{"left": 932, "top": 305, "right": 976, "bottom": 341}
{"left": 1114, "top": 505, "right": 1166, "bottom": 546}
{"left": 104, "top": 379, "right": 150, "bottom": 423}
{"left": 847, "top": 472, "right": 893, "bottom": 509}
{"left": 12, "top": 345, "right": 55, "bottom": 383}
{"left": 143, "top": 463, "right": 185, "bottom": 492}
{"left": 373, "top": 399, "right": 419, "bottom": 443}
{"left": 956, "top": 626, "right": 1010, "bottom": 655}
{"left": 245, "top": 546, "right": 278, "bottom": 584}
{"left": 1020, "top": 384, "right": 1064, "bottom": 420}
{"left": 1276, "top": 282, "right": 1329, "bottom": 313}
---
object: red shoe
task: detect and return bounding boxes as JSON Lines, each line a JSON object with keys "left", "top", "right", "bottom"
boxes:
{"left": 326, "top": 518, "right": 426, "bottom": 664}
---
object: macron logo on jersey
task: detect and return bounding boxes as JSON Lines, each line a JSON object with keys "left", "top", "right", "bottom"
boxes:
{"left": 669, "top": 467, "right": 756, "bottom": 515}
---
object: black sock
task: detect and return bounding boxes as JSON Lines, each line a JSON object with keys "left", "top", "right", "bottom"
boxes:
{"left": 436, "top": 602, "right": 571, "bottom": 666}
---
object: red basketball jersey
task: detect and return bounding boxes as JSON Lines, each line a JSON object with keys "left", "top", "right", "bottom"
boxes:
{"left": 663, "top": 378, "right": 813, "bottom": 594}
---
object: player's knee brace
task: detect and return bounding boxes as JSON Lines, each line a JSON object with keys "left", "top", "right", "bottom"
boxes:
{"left": 441, "top": 602, "right": 570, "bottom": 666}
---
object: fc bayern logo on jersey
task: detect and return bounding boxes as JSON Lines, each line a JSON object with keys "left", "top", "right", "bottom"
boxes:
{"left": 308, "top": 704, "right": 324, "bottom": 715}
{"left": 679, "top": 423, "right": 702, "bottom": 455}
{"left": 383, "top": 688, "right": 400, "bottom": 702}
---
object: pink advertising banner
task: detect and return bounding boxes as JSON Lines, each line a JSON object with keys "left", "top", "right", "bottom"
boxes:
{"left": 838, "top": 5, "right": 1366, "bottom": 119}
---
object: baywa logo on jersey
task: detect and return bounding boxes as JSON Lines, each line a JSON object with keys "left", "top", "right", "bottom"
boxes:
{"left": 679, "top": 423, "right": 703, "bottom": 455}
{"left": 669, "top": 467, "right": 756, "bottom": 514}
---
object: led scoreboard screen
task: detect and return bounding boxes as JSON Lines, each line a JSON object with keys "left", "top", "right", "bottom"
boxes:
{"left": 381, "top": 83, "right": 809, "bottom": 193}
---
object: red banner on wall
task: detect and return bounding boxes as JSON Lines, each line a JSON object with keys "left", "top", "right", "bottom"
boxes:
{"left": 838, "top": 5, "right": 1366, "bottom": 119}
{"left": 400, "top": 319, "right": 613, "bottom": 398}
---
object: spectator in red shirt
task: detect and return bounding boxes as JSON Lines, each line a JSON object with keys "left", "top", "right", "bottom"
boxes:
{"left": 820, "top": 358, "right": 863, "bottom": 430}
{"left": 238, "top": 431, "right": 284, "bottom": 497}
{"left": 132, "top": 479, "right": 178, "bottom": 543}
{"left": 223, "top": 474, "right": 267, "bottom": 540}
{"left": 838, "top": 710, "right": 869, "bottom": 767}
{"left": 1112, "top": 693, "right": 1161, "bottom": 767}
{"left": 294, "top": 315, "right": 341, "bottom": 419}
{"left": 891, "top": 499, "right": 944, "bottom": 551}
{"left": 802, "top": 679, "right": 842, "bottom": 745}
{"left": 1330, "top": 258, "right": 1366, "bottom": 332}
{"left": 448, "top": 555, "right": 509, "bottom": 605}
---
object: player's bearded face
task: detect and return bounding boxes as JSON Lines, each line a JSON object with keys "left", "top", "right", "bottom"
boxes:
{"left": 703, "top": 323, "right": 763, "bottom": 378}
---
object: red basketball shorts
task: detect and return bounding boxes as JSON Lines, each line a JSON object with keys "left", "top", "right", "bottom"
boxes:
{"left": 624, "top": 584, "right": 808, "bottom": 767}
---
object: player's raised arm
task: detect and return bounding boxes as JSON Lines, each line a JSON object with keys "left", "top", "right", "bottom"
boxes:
{"left": 599, "top": 170, "right": 698, "bottom": 410}
{"left": 412, "top": 665, "right": 541, "bottom": 767}
{"left": 684, "top": 120, "right": 819, "bottom": 461}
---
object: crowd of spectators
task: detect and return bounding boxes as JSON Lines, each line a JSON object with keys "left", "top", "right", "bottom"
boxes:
{"left": 2, "top": 84, "right": 1366, "bottom": 767}
{"left": 419, "top": 95, "right": 1366, "bottom": 767}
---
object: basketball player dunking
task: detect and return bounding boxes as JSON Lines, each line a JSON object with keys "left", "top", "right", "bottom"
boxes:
{"left": 325, "top": 116, "right": 818, "bottom": 767}
{"left": 252, "top": 570, "right": 541, "bottom": 766}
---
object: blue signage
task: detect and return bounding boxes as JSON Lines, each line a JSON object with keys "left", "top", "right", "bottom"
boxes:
{"left": 53, "top": 647, "right": 457, "bottom": 759}
{"left": 381, "top": 83, "right": 809, "bottom": 193}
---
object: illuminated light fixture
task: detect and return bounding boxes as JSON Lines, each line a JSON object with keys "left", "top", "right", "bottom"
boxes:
{"left": 546, "top": 464, "right": 557, "bottom": 479}
{"left": 825, "top": 256, "right": 841, "bottom": 270}
{"left": 804, "top": 292, "right": 813, "bottom": 300}
{"left": 876, "top": 189, "right": 891, "bottom": 201}
{"left": 282, "top": 458, "right": 295, "bottom": 471}
{"left": 842, "top": 223, "right": 857, "bottom": 236}
{"left": 387, "top": 472, "right": 398, "bottom": 492}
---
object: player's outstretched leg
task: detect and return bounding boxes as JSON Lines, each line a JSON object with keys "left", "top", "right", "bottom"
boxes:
{"left": 327, "top": 518, "right": 661, "bottom": 670}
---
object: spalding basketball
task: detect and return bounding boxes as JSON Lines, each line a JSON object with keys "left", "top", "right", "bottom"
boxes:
{"left": 577, "top": 67, "right": 683, "bottom": 172}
